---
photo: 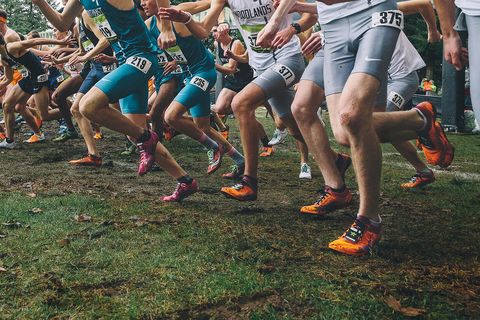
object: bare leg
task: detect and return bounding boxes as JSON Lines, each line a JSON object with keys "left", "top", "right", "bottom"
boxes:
{"left": 149, "top": 79, "right": 177, "bottom": 137}
{"left": 71, "top": 93, "right": 100, "bottom": 156}
{"left": 35, "top": 87, "right": 62, "bottom": 121}
{"left": 2, "top": 85, "right": 31, "bottom": 140}
{"left": 15, "top": 103, "right": 41, "bottom": 135}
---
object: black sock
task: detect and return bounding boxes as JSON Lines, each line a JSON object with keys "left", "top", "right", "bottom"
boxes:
{"left": 177, "top": 175, "right": 193, "bottom": 184}
{"left": 242, "top": 175, "right": 258, "bottom": 190}
{"left": 331, "top": 185, "right": 346, "bottom": 193}
{"left": 6, "top": 138, "right": 14, "bottom": 143}
{"left": 260, "top": 136, "right": 270, "bottom": 147}
{"left": 137, "top": 130, "right": 151, "bottom": 143}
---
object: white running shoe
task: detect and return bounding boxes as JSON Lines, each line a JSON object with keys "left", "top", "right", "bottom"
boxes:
{"left": 472, "top": 119, "right": 480, "bottom": 134}
{"left": 299, "top": 163, "right": 312, "bottom": 179}
{"left": 268, "top": 128, "right": 288, "bottom": 146}
{"left": 0, "top": 139, "right": 17, "bottom": 149}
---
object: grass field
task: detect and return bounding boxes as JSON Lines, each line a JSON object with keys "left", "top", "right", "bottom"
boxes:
{"left": 1, "top": 110, "right": 479, "bottom": 319}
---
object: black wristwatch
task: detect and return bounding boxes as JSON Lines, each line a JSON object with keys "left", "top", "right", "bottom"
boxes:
{"left": 291, "top": 22, "right": 301, "bottom": 34}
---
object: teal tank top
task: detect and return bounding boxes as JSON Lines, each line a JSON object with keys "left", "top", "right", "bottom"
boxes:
{"left": 150, "top": 17, "right": 214, "bottom": 74}
{"left": 81, "top": 0, "right": 157, "bottom": 64}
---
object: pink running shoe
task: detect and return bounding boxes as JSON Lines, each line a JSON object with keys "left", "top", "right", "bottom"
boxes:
{"left": 137, "top": 131, "right": 159, "bottom": 176}
{"left": 161, "top": 180, "right": 199, "bottom": 202}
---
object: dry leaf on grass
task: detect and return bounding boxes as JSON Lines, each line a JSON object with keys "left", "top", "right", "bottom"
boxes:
{"left": 73, "top": 214, "right": 92, "bottom": 222}
{"left": 0, "top": 267, "right": 7, "bottom": 272}
{"left": 26, "top": 192, "right": 37, "bottom": 198}
{"left": 28, "top": 208, "right": 43, "bottom": 214}
{"left": 385, "top": 295, "right": 426, "bottom": 317}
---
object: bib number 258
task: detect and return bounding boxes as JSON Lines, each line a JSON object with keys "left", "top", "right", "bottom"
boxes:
{"left": 372, "top": 10, "right": 404, "bottom": 30}
{"left": 126, "top": 56, "right": 152, "bottom": 74}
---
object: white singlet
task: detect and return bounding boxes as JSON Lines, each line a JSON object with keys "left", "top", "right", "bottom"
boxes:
{"left": 389, "top": 32, "right": 426, "bottom": 79}
{"left": 316, "top": 0, "right": 387, "bottom": 25}
{"left": 227, "top": 0, "right": 301, "bottom": 70}
{"left": 455, "top": 0, "right": 480, "bottom": 16}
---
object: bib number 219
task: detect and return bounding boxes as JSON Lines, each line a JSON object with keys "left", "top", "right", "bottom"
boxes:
{"left": 126, "top": 56, "right": 152, "bottom": 74}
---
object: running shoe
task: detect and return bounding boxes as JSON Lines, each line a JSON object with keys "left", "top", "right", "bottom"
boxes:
{"left": 268, "top": 128, "right": 288, "bottom": 146}
{"left": 69, "top": 154, "right": 102, "bottom": 167}
{"left": 329, "top": 216, "right": 381, "bottom": 256}
{"left": 220, "top": 176, "right": 257, "bottom": 201}
{"left": 0, "top": 139, "right": 16, "bottom": 149}
{"left": 336, "top": 153, "right": 352, "bottom": 181}
{"left": 401, "top": 169, "right": 435, "bottom": 189}
{"left": 23, "top": 133, "right": 45, "bottom": 144}
{"left": 137, "top": 130, "right": 159, "bottom": 176}
{"left": 259, "top": 146, "right": 275, "bottom": 157}
{"left": 164, "top": 126, "right": 180, "bottom": 142}
{"left": 35, "top": 117, "right": 43, "bottom": 130}
{"left": 161, "top": 179, "right": 198, "bottom": 202}
{"left": 300, "top": 186, "right": 352, "bottom": 216}
{"left": 299, "top": 163, "right": 312, "bottom": 179}
{"left": 222, "top": 163, "right": 244, "bottom": 179}
{"left": 53, "top": 130, "right": 78, "bottom": 142}
{"left": 220, "top": 125, "right": 229, "bottom": 140}
{"left": 414, "top": 102, "right": 454, "bottom": 168}
{"left": 0, "top": 132, "right": 5, "bottom": 140}
{"left": 207, "top": 145, "right": 224, "bottom": 174}
{"left": 94, "top": 132, "right": 104, "bottom": 140}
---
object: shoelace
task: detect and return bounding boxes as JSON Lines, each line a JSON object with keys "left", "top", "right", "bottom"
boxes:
{"left": 301, "top": 164, "right": 309, "bottom": 173}
{"left": 344, "top": 220, "right": 365, "bottom": 242}
{"left": 314, "top": 189, "right": 331, "bottom": 205}
{"left": 207, "top": 149, "right": 214, "bottom": 163}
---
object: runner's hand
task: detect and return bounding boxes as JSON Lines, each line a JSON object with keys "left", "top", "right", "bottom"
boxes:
{"left": 270, "top": 25, "right": 295, "bottom": 50}
{"left": 217, "top": 23, "right": 230, "bottom": 36}
{"left": 256, "top": 22, "right": 280, "bottom": 48}
{"left": 93, "top": 53, "right": 117, "bottom": 64}
{"left": 427, "top": 28, "right": 442, "bottom": 43}
{"left": 163, "top": 61, "right": 177, "bottom": 75}
{"left": 68, "top": 53, "right": 86, "bottom": 65}
{"left": 301, "top": 31, "right": 323, "bottom": 56}
{"left": 443, "top": 32, "right": 465, "bottom": 71}
{"left": 157, "top": 7, "right": 190, "bottom": 23}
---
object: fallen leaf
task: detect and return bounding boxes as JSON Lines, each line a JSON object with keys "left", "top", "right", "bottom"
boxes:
{"left": 26, "top": 192, "right": 37, "bottom": 198}
{"left": 386, "top": 296, "right": 426, "bottom": 317}
{"left": 58, "top": 238, "right": 71, "bottom": 246}
{"left": 0, "top": 267, "right": 6, "bottom": 272}
{"left": 28, "top": 208, "right": 43, "bottom": 214}
{"left": 73, "top": 214, "right": 92, "bottom": 222}
{"left": 0, "top": 234, "right": 6, "bottom": 238}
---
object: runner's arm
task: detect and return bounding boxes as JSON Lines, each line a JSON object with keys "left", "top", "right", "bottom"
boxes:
{"left": 215, "top": 40, "right": 243, "bottom": 75}
{"left": 177, "top": 0, "right": 211, "bottom": 15}
{"left": 6, "top": 37, "right": 73, "bottom": 57}
{"left": 33, "top": 0, "right": 83, "bottom": 32}
{"left": 0, "top": 64, "right": 13, "bottom": 91}
{"left": 397, "top": 0, "right": 440, "bottom": 43}
{"left": 155, "top": 0, "right": 176, "bottom": 49}
{"left": 78, "top": 13, "right": 111, "bottom": 61}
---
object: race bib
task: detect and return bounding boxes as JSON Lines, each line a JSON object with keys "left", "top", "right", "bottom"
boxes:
{"left": 157, "top": 52, "right": 168, "bottom": 66}
{"left": 82, "top": 39, "right": 94, "bottom": 52}
{"left": 190, "top": 76, "right": 209, "bottom": 91}
{"left": 92, "top": 13, "right": 117, "bottom": 42}
{"left": 37, "top": 74, "right": 48, "bottom": 83}
{"left": 18, "top": 67, "right": 29, "bottom": 78}
{"left": 241, "top": 24, "right": 272, "bottom": 54}
{"left": 371, "top": 10, "right": 404, "bottom": 30}
{"left": 171, "top": 65, "right": 183, "bottom": 75}
{"left": 56, "top": 74, "right": 65, "bottom": 83}
{"left": 387, "top": 91, "right": 406, "bottom": 109}
{"left": 272, "top": 64, "right": 295, "bottom": 87}
{"left": 102, "top": 63, "right": 117, "bottom": 73}
{"left": 166, "top": 45, "right": 187, "bottom": 64}
{"left": 126, "top": 56, "right": 152, "bottom": 74}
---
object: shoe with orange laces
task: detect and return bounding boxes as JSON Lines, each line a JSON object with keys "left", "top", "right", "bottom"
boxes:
{"left": 414, "top": 102, "right": 455, "bottom": 168}
{"left": 222, "top": 163, "right": 244, "bottom": 179}
{"left": 221, "top": 175, "right": 257, "bottom": 201}
{"left": 69, "top": 154, "right": 102, "bottom": 167}
{"left": 94, "top": 132, "right": 103, "bottom": 140}
{"left": 207, "top": 145, "right": 224, "bottom": 174}
{"left": 335, "top": 153, "right": 352, "bottom": 181}
{"left": 329, "top": 215, "right": 381, "bottom": 256}
{"left": 401, "top": 169, "right": 435, "bottom": 189}
{"left": 259, "top": 146, "right": 275, "bottom": 157}
{"left": 23, "top": 133, "right": 45, "bottom": 144}
{"left": 300, "top": 186, "right": 352, "bottom": 216}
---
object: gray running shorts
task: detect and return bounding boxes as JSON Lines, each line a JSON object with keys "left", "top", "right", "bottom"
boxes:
{"left": 322, "top": 0, "right": 400, "bottom": 98}
{"left": 301, "top": 48, "right": 387, "bottom": 107}
{"left": 386, "top": 71, "right": 419, "bottom": 112}
{"left": 253, "top": 53, "right": 305, "bottom": 118}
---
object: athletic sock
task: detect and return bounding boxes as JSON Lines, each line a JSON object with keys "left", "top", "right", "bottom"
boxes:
{"left": 357, "top": 214, "right": 382, "bottom": 227}
{"left": 177, "top": 175, "right": 193, "bottom": 184}
{"left": 260, "top": 135, "right": 270, "bottom": 147}
{"left": 137, "top": 130, "right": 151, "bottom": 143}
{"left": 226, "top": 147, "right": 244, "bottom": 165}
{"left": 6, "top": 138, "right": 14, "bottom": 143}
{"left": 331, "top": 185, "right": 346, "bottom": 193}
{"left": 414, "top": 108, "right": 428, "bottom": 131}
{"left": 419, "top": 167, "right": 431, "bottom": 174}
{"left": 242, "top": 175, "right": 258, "bottom": 190}
{"left": 197, "top": 133, "right": 218, "bottom": 150}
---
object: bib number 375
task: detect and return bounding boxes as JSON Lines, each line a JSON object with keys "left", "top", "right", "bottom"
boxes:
{"left": 371, "top": 10, "right": 404, "bottom": 30}
{"left": 126, "top": 56, "right": 152, "bottom": 74}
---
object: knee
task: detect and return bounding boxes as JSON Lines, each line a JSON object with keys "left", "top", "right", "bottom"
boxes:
{"left": 14, "top": 104, "right": 25, "bottom": 113}
{"left": 292, "top": 102, "right": 316, "bottom": 122}
{"left": 332, "top": 126, "right": 350, "bottom": 147}
{"left": 2, "top": 100, "right": 14, "bottom": 113}
{"left": 164, "top": 109, "right": 177, "bottom": 126}
{"left": 231, "top": 96, "right": 253, "bottom": 117}
{"left": 79, "top": 97, "right": 95, "bottom": 119}
{"left": 339, "top": 109, "right": 369, "bottom": 135}
{"left": 71, "top": 104, "right": 81, "bottom": 118}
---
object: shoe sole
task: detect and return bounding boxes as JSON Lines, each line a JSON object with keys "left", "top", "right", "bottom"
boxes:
{"left": 300, "top": 198, "right": 352, "bottom": 216}
{"left": 69, "top": 162, "right": 102, "bottom": 167}
{"left": 220, "top": 190, "right": 257, "bottom": 201}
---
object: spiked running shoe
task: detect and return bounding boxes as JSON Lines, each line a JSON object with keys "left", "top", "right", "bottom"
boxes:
{"left": 268, "top": 128, "right": 288, "bottom": 146}
{"left": 23, "top": 133, "right": 45, "bottom": 144}
{"left": 53, "top": 130, "right": 78, "bottom": 142}
{"left": 299, "top": 163, "right": 312, "bottom": 179}
{"left": 0, "top": 132, "right": 6, "bottom": 140}
{"left": 221, "top": 176, "right": 257, "bottom": 201}
{"left": 336, "top": 153, "right": 352, "bottom": 181}
{"left": 401, "top": 169, "right": 435, "bottom": 189}
{"left": 329, "top": 216, "right": 381, "bottom": 256}
{"left": 161, "top": 179, "right": 198, "bottom": 202}
{"left": 207, "top": 145, "right": 224, "bottom": 174}
{"left": 69, "top": 154, "right": 102, "bottom": 167}
{"left": 414, "top": 102, "right": 454, "bottom": 168}
{"left": 220, "top": 125, "right": 229, "bottom": 140}
{"left": 259, "top": 146, "right": 275, "bottom": 157}
{"left": 300, "top": 186, "right": 352, "bottom": 216}
{"left": 137, "top": 130, "right": 159, "bottom": 176}
{"left": 0, "top": 139, "right": 16, "bottom": 149}
{"left": 222, "top": 163, "right": 245, "bottom": 179}
{"left": 94, "top": 132, "right": 104, "bottom": 140}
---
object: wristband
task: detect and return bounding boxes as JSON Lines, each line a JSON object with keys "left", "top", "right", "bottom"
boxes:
{"left": 183, "top": 12, "right": 192, "bottom": 24}
{"left": 291, "top": 23, "right": 301, "bottom": 34}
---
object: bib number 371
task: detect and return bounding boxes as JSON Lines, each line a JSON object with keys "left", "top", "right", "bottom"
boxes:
{"left": 126, "top": 56, "right": 152, "bottom": 74}
{"left": 371, "top": 10, "right": 404, "bottom": 30}
{"left": 273, "top": 64, "right": 295, "bottom": 87}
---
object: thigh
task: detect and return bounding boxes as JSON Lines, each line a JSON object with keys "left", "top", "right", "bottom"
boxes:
{"left": 4, "top": 84, "right": 31, "bottom": 107}
{"left": 293, "top": 79, "right": 325, "bottom": 114}
{"left": 466, "top": 15, "right": 480, "bottom": 111}
{"left": 214, "top": 88, "right": 236, "bottom": 114}
{"left": 119, "top": 83, "right": 149, "bottom": 115}
{"left": 174, "top": 69, "right": 216, "bottom": 118}
{"left": 300, "top": 49, "right": 325, "bottom": 89}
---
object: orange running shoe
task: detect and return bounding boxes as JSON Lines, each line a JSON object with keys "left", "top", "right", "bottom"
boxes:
{"left": 0, "top": 132, "right": 6, "bottom": 140}
{"left": 23, "top": 133, "right": 45, "bottom": 144}
{"left": 94, "top": 132, "right": 103, "bottom": 140}
{"left": 69, "top": 154, "right": 102, "bottom": 167}
{"left": 220, "top": 176, "right": 257, "bottom": 201}
{"left": 401, "top": 169, "right": 435, "bottom": 189}
{"left": 222, "top": 164, "right": 244, "bottom": 179}
{"left": 300, "top": 186, "right": 352, "bottom": 216}
{"left": 329, "top": 216, "right": 381, "bottom": 256}
{"left": 259, "top": 146, "right": 275, "bottom": 157}
{"left": 220, "top": 128, "right": 229, "bottom": 140}
{"left": 207, "top": 145, "right": 224, "bottom": 174}
{"left": 35, "top": 117, "right": 43, "bottom": 130}
{"left": 336, "top": 153, "right": 352, "bottom": 181}
{"left": 415, "top": 102, "right": 455, "bottom": 168}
